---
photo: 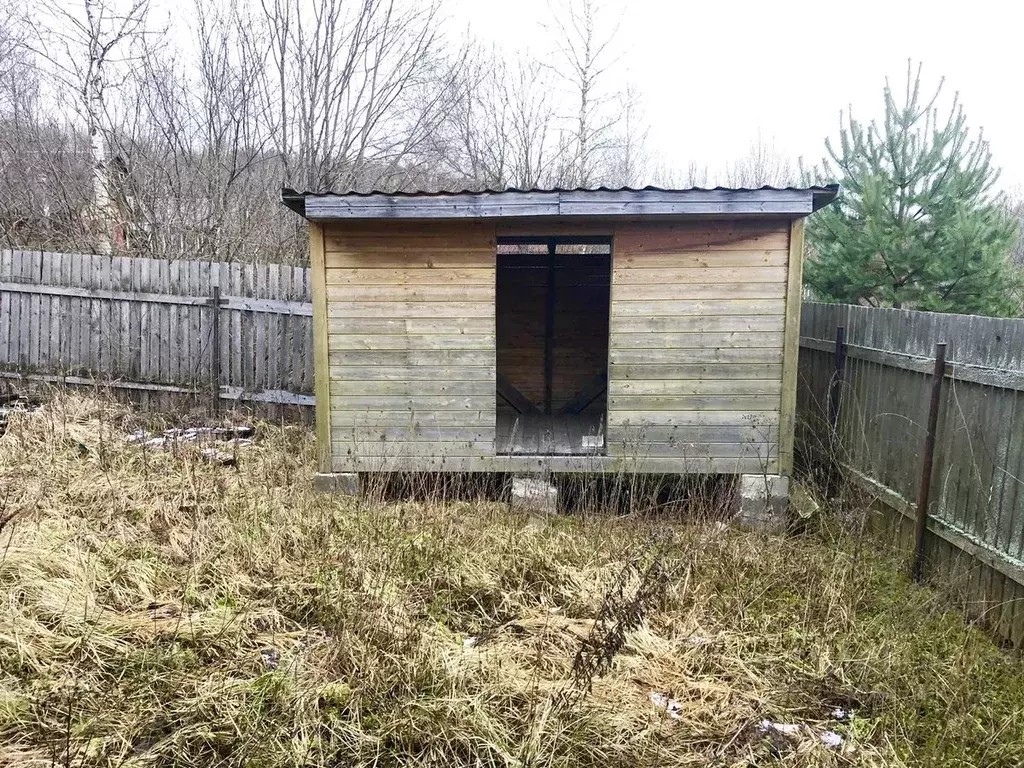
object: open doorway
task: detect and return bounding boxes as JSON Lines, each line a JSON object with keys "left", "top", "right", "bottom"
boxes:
{"left": 495, "top": 236, "right": 611, "bottom": 455}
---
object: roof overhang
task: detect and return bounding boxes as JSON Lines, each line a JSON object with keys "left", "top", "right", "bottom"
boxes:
{"left": 281, "top": 185, "right": 840, "bottom": 221}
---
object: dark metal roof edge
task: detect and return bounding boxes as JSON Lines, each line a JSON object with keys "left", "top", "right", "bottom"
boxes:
{"left": 279, "top": 183, "right": 841, "bottom": 220}
{"left": 281, "top": 188, "right": 305, "bottom": 217}
{"left": 811, "top": 185, "right": 840, "bottom": 211}
{"left": 282, "top": 183, "right": 839, "bottom": 200}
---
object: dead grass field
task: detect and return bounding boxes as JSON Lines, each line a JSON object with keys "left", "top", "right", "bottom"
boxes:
{"left": 1, "top": 394, "right": 1023, "bottom": 767}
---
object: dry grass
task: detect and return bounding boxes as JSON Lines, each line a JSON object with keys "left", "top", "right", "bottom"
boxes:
{"left": 1, "top": 394, "right": 1023, "bottom": 767}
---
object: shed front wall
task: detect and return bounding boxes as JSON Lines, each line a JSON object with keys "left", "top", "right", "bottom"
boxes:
{"left": 322, "top": 221, "right": 497, "bottom": 469}
{"left": 318, "top": 217, "right": 795, "bottom": 474}
{"left": 607, "top": 219, "right": 790, "bottom": 474}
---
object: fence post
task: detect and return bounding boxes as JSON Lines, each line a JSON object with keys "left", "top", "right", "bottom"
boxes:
{"left": 828, "top": 325, "right": 847, "bottom": 434}
{"left": 210, "top": 286, "right": 222, "bottom": 415}
{"left": 825, "top": 325, "right": 847, "bottom": 495}
{"left": 913, "top": 342, "right": 947, "bottom": 583}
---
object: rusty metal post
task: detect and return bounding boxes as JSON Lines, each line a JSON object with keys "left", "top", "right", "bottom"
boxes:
{"left": 210, "top": 286, "right": 222, "bottom": 415}
{"left": 913, "top": 342, "right": 947, "bottom": 583}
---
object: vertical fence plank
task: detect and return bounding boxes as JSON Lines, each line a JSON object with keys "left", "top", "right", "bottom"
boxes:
{"left": 27, "top": 251, "right": 41, "bottom": 371}
{"left": 254, "top": 263, "right": 267, "bottom": 397}
{"left": 12, "top": 251, "right": 25, "bottom": 367}
{"left": 0, "top": 250, "right": 11, "bottom": 366}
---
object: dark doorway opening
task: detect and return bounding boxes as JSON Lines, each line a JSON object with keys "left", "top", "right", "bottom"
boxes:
{"left": 495, "top": 236, "right": 611, "bottom": 455}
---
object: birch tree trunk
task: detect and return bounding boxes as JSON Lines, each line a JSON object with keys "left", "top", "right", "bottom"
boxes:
{"left": 85, "top": 0, "right": 111, "bottom": 253}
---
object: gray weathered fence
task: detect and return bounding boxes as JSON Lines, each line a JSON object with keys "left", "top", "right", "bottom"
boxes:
{"left": 798, "top": 302, "right": 1024, "bottom": 648}
{"left": 0, "top": 249, "right": 314, "bottom": 415}
{"left": 5, "top": 250, "right": 1024, "bottom": 643}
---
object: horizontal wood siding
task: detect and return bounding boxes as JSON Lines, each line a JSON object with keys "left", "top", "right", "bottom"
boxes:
{"left": 324, "top": 222, "right": 497, "bottom": 467}
{"left": 607, "top": 220, "right": 790, "bottom": 469}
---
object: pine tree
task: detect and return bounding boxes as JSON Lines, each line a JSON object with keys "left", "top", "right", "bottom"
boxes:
{"left": 805, "top": 63, "right": 1021, "bottom": 317}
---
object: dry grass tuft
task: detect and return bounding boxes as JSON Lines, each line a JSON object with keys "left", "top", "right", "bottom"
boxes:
{"left": 1, "top": 393, "right": 1023, "bottom": 767}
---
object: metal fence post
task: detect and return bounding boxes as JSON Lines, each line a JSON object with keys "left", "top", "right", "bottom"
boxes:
{"left": 913, "top": 342, "right": 947, "bottom": 583}
{"left": 210, "top": 286, "right": 222, "bottom": 414}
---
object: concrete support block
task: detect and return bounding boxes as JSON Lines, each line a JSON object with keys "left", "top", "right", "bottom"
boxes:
{"left": 733, "top": 473, "right": 790, "bottom": 530}
{"left": 313, "top": 472, "right": 361, "bottom": 495}
{"left": 511, "top": 476, "right": 557, "bottom": 516}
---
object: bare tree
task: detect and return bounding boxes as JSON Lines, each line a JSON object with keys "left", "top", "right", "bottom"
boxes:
{"left": 605, "top": 82, "right": 649, "bottom": 187}
{"left": 259, "top": 0, "right": 450, "bottom": 193}
{"left": 112, "top": 0, "right": 280, "bottom": 260}
{"left": 428, "top": 46, "right": 561, "bottom": 190}
{"left": 30, "top": 0, "right": 153, "bottom": 253}
{"left": 0, "top": 0, "right": 663, "bottom": 262}
{"left": 724, "top": 136, "right": 796, "bottom": 188}
{"left": 0, "top": 1, "right": 97, "bottom": 252}
{"left": 547, "top": 0, "right": 622, "bottom": 187}
{"left": 0, "top": 1, "right": 31, "bottom": 116}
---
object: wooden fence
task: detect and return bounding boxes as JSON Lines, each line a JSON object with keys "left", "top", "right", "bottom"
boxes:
{"left": 5, "top": 249, "right": 1024, "bottom": 642}
{"left": 0, "top": 249, "right": 314, "bottom": 416}
{"left": 798, "top": 302, "right": 1024, "bottom": 648}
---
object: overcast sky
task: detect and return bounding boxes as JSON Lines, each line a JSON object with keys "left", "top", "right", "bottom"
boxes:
{"left": 447, "top": 0, "right": 1024, "bottom": 191}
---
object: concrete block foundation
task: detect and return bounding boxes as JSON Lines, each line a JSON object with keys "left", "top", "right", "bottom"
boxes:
{"left": 511, "top": 476, "right": 557, "bottom": 516}
{"left": 313, "top": 472, "right": 361, "bottom": 495}
{"left": 733, "top": 474, "right": 790, "bottom": 530}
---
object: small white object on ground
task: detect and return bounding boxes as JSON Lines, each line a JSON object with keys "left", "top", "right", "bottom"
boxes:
{"left": 463, "top": 636, "right": 479, "bottom": 649}
{"left": 649, "top": 691, "right": 683, "bottom": 720}
{"left": 759, "top": 720, "right": 844, "bottom": 748}
{"left": 760, "top": 720, "right": 800, "bottom": 735}
{"left": 831, "top": 708, "right": 852, "bottom": 721}
{"left": 820, "top": 730, "right": 844, "bottom": 748}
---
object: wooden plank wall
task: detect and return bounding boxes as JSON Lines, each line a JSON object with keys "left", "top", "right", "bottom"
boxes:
{"left": 798, "top": 302, "right": 1024, "bottom": 648}
{"left": 322, "top": 222, "right": 497, "bottom": 469}
{"left": 606, "top": 220, "right": 790, "bottom": 473}
{"left": 0, "top": 249, "right": 314, "bottom": 417}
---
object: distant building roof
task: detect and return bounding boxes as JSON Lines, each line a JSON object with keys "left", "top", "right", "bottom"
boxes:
{"left": 280, "top": 184, "right": 840, "bottom": 220}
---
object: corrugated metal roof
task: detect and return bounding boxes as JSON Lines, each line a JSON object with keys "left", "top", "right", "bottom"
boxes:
{"left": 280, "top": 184, "right": 840, "bottom": 219}
{"left": 282, "top": 183, "right": 839, "bottom": 198}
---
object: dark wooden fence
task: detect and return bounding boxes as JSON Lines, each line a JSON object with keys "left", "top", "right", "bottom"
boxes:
{"left": 798, "top": 302, "right": 1024, "bottom": 648}
{"left": 0, "top": 249, "right": 314, "bottom": 416}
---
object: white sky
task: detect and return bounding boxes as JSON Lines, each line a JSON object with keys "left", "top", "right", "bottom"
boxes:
{"left": 446, "top": 0, "right": 1024, "bottom": 191}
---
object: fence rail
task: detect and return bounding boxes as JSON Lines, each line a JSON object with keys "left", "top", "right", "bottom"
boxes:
{"left": 0, "top": 249, "right": 315, "bottom": 414}
{"left": 797, "top": 302, "right": 1024, "bottom": 648}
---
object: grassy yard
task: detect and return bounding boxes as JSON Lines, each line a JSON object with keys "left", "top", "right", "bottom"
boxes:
{"left": 1, "top": 395, "right": 1023, "bottom": 767}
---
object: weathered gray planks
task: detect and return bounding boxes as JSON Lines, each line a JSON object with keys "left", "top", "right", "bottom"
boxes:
{"left": 0, "top": 249, "right": 314, "bottom": 416}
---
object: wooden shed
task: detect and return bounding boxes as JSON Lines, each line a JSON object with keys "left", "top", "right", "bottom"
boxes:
{"left": 281, "top": 185, "right": 838, "bottom": 489}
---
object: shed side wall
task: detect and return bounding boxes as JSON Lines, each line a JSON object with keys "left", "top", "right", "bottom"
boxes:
{"left": 323, "top": 221, "right": 497, "bottom": 467}
{"left": 608, "top": 219, "right": 790, "bottom": 471}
